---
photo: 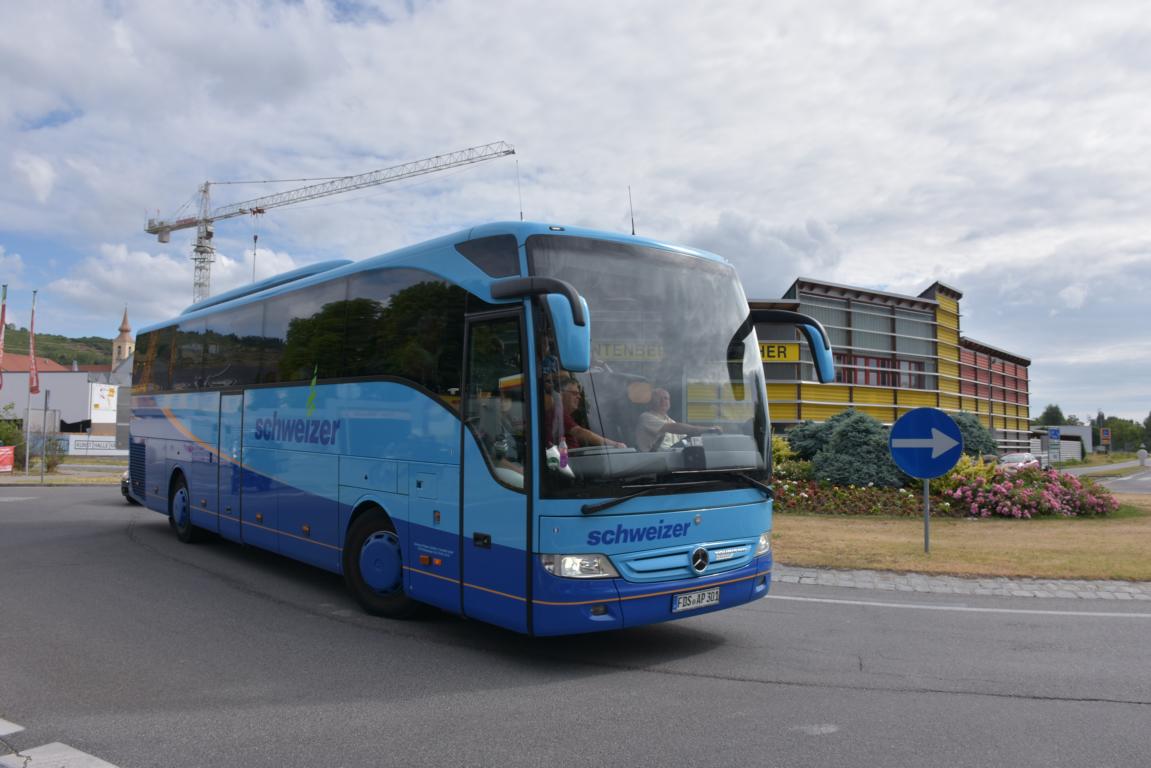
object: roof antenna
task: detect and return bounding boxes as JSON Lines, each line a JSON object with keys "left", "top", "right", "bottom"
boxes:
{"left": 516, "top": 159, "right": 524, "bottom": 221}
{"left": 628, "top": 186, "right": 636, "bottom": 235}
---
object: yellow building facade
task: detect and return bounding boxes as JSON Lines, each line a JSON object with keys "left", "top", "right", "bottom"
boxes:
{"left": 752, "top": 279, "right": 1031, "bottom": 452}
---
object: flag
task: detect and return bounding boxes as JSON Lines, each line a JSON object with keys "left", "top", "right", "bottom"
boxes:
{"left": 0, "top": 284, "right": 6, "bottom": 390}
{"left": 28, "top": 290, "right": 39, "bottom": 395}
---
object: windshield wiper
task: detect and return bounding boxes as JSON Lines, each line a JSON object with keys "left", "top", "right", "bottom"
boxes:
{"left": 670, "top": 470, "right": 773, "bottom": 499}
{"left": 580, "top": 480, "right": 716, "bottom": 515}
{"left": 727, "top": 471, "right": 773, "bottom": 498}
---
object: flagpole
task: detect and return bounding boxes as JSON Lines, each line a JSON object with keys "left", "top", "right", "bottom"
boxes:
{"left": 25, "top": 289, "right": 39, "bottom": 475}
{"left": 28, "top": 290, "right": 39, "bottom": 396}
{"left": 0, "top": 283, "right": 7, "bottom": 392}
{"left": 23, "top": 403, "right": 30, "bottom": 475}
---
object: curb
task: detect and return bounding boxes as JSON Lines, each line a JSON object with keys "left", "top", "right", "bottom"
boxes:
{"left": 774, "top": 563, "right": 1151, "bottom": 600}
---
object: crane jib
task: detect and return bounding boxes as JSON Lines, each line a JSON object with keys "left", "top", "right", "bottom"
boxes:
{"left": 144, "top": 141, "right": 515, "bottom": 304}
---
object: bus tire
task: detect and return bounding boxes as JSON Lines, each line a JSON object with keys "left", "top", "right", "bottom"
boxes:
{"left": 343, "top": 508, "right": 418, "bottom": 619}
{"left": 169, "top": 475, "right": 203, "bottom": 544}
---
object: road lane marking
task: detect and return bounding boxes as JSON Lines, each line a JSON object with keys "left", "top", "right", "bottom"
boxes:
{"left": 767, "top": 594, "right": 1151, "bottom": 618}
{"left": 0, "top": 742, "right": 121, "bottom": 768}
{"left": 0, "top": 719, "right": 23, "bottom": 737}
{"left": 790, "top": 724, "right": 840, "bottom": 735}
{"left": 0, "top": 498, "right": 38, "bottom": 503}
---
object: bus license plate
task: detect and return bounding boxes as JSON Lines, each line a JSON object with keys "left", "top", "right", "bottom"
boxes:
{"left": 672, "top": 587, "right": 720, "bottom": 613}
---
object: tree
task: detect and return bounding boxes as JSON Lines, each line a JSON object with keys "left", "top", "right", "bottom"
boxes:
{"left": 1104, "top": 416, "right": 1144, "bottom": 452}
{"left": 0, "top": 403, "right": 26, "bottom": 468}
{"left": 952, "top": 412, "right": 998, "bottom": 457}
{"left": 810, "top": 411, "right": 904, "bottom": 488}
{"left": 1034, "top": 404, "right": 1065, "bottom": 425}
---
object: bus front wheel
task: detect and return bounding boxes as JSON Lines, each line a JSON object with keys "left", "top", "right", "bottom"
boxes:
{"left": 343, "top": 509, "right": 418, "bottom": 618}
{"left": 169, "top": 476, "right": 203, "bottom": 544}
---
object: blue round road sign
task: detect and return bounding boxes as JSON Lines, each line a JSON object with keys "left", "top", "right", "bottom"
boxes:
{"left": 888, "top": 408, "right": 964, "bottom": 479}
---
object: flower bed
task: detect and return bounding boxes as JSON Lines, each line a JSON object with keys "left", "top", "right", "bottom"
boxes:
{"left": 773, "top": 460, "right": 1118, "bottom": 519}
{"left": 774, "top": 479, "right": 927, "bottom": 517}
{"left": 939, "top": 468, "right": 1118, "bottom": 519}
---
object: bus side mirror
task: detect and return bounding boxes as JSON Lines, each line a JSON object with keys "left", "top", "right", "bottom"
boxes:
{"left": 797, "top": 322, "right": 835, "bottom": 383}
{"left": 545, "top": 293, "right": 591, "bottom": 372}
{"left": 752, "top": 309, "right": 836, "bottom": 384}
{"left": 490, "top": 276, "right": 592, "bottom": 372}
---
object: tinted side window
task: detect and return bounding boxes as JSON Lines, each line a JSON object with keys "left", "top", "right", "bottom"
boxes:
{"left": 456, "top": 235, "right": 520, "bottom": 277}
{"left": 346, "top": 269, "right": 469, "bottom": 400}
{"left": 145, "top": 327, "right": 175, "bottom": 393}
{"left": 171, "top": 320, "right": 204, "bottom": 391}
{"left": 133, "top": 329, "right": 162, "bottom": 394}
{"left": 278, "top": 279, "right": 349, "bottom": 383}
{"left": 204, "top": 303, "right": 264, "bottom": 388}
{"left": 261, "top": 280, "right": 348, "bottom": 384}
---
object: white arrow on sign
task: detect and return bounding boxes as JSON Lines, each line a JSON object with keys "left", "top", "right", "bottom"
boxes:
{"left": 892, "top": 428, "right": 959, "bottom": 459}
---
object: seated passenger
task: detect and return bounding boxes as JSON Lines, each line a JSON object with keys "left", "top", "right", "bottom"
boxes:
{"left": 635, "top": 388, "right": 721, "bottom": 451}
{"left": 547, "top": 376, "right": 627, "bottom": 449}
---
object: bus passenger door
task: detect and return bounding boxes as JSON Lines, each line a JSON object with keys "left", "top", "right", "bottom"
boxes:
{"left": 460, "top": 312, "right": 530, "bottom": 633}
{"left": 217, "top": 393, "right": 243, "bottom": 542}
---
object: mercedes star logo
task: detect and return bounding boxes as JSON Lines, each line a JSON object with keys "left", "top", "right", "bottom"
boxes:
{"left": 691, "top": 546, "right": 710, "bottom": 574}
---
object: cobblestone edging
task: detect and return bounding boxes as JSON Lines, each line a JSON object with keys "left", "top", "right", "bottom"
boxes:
{"left": 774, "top": 564, "right": 1151, "bottom": 600}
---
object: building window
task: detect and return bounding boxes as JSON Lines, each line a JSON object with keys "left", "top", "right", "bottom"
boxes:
{"left": 898, "top": 359, "right": 925, "bottom": 389}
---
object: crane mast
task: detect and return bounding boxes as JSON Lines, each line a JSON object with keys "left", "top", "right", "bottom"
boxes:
{"left": 146, "top": 141, "right": 516, "bottom": 303}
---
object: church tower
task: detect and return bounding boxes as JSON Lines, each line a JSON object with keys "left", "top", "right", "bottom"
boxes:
{"left": 112, "top": 307, "right": 134, "bottom": 370}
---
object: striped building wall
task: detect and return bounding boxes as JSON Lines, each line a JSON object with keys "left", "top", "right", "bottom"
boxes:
{"left": 751, "top": 279, "right": 1032, "bottom": 453}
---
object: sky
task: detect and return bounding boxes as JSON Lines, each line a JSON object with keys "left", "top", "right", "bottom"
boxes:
{"left": 2, "top": 0, "right": 1149, "bottom": 422}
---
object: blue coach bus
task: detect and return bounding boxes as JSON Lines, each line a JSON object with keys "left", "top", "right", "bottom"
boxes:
{"left": 129, "top": 222, "right": 834, "bottom": 635}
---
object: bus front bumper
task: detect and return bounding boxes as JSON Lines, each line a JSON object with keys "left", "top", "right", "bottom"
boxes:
{"left": 531, "top": 552, "right": 773, "bottom": 636}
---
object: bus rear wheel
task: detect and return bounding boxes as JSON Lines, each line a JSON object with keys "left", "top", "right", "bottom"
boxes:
{"left": 343, "top": 508, "right": 418, "bottom": 618}
{"left": 169, "top": 476, "right": 203, "bottom": 544}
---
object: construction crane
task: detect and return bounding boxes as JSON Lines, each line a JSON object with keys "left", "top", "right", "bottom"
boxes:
{"left": 146, "top": 141, "right": 516, "bottom": 303}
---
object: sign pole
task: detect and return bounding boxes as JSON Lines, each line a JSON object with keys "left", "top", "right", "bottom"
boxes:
{"left": 888, "top": 408, "right": 962, "bottom": 559}
{"left": 923, "top": 478, "right": 930, "bottom": 553}
{"left": 39, "top": 389, "right": 50, "bottom": 485}
{"left": 23, "top": 404, "right": 31, "bottom": 475}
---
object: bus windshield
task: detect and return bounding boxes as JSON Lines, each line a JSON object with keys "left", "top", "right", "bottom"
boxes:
{"left": 528, "top": 235, "right": 769, "bottom": 499}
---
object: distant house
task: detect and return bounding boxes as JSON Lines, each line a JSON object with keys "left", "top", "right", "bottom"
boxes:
{"left": 1, "top": 353, "right": 70, "bottom": 375}
{"left": 0, "top": 310, "right": 135, "bottom": 451}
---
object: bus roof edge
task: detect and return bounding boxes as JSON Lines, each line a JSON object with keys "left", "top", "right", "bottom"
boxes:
{"left": 180, "top": 259, "right": 355, "bottom": 314}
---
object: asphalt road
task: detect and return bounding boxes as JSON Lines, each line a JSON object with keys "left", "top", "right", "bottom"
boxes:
{"left": 2, "top": 487, "right": 1149, "bottom": 768}
{"left": 1100, "top": 467, "right": 1151, "bottom": 494}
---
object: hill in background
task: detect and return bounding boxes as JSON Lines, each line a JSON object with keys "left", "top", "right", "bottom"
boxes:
{"left": 3, "top": 325, "right": 113, "bottom": 368}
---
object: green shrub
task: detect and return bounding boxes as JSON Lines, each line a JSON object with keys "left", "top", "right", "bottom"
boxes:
{"left": 0, "top": 404, "right": 27, "bottom": 468}
{"left": 784, "top": 420, "right": 831, "bottom": 460}
{"left": 811, "top": 411, "right": 904, "bottom": 488}
{"left": 775, "top": 458, "right": 813, "bottom": 482}
{"left": 932, "top": 453, "right": 998, "bottom": 496}
{"left": 952, "top": 411, "right": 998, "bottom": 458}
{"left": 771, "top": 434, "right": 794, "bottom": 467}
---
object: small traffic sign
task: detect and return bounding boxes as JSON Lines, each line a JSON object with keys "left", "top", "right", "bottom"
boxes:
{"left": 889, "top": 408, "right": 964, "bottom": 479}
{"left": 1101, "top": 427, "right": 1111, "bottom": 445}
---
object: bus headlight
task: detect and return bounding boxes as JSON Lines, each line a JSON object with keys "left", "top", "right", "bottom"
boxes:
{"left": 540, "top": 553, "right": 620, "bottom": 579}
{"left": 755, "top": 531, "right": 772, "bottom": 557}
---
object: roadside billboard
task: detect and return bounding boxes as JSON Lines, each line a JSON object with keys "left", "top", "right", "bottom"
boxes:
{"left": 89, "top": 383, "right": 118, "bottom": 425}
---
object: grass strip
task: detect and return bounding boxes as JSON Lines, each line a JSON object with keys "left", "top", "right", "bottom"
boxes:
{"left": 773, "top": 494, "right": 1151, "bottom": 582}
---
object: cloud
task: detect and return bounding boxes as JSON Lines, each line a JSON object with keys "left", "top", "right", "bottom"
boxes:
{"left": 43, "top": 242, "right": 303, "bottom": 335}
{"left": 684, "top": 212, "right": 846, "bottom": 298}
{"left": 11, "top": 153, "right": 56, "bottom": 203}
{"left": 0, "top": 245, "right": 25, "bottom": 283}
